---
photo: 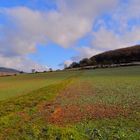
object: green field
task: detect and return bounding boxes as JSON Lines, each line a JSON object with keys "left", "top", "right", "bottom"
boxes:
{"left": 0, "top": 71, "right": 76, "bottom": 100}
{"left": 0, "top": 66, "right": 140, "bottom": 140}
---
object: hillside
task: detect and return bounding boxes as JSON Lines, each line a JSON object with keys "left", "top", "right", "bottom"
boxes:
{"left": 0, "top": 67, "right": 20, "bottom": 73}
{"left": 0, "top": 67, "right": 20, "bottom": 76}
{"left": 68, "top": 45, "right": 140, "bottom": 69}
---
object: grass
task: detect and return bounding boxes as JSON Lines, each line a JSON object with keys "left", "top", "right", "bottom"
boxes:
{"left": 81, "top": 67, "right": 140, "bottom": 106}
{"left": 0, "top": 71, "right": 76, "bottom": 100}
{"left": 0, "top": 66, "right": 139, "bottom": 139}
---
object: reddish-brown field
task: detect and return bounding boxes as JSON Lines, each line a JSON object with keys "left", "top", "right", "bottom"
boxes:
{"left": 37, "top": 81, "right": 129, "bottom": 126}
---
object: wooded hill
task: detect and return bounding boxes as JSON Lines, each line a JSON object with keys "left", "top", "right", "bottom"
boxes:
{"left": 68, "top": 45, "right": 140, "bottom": 69}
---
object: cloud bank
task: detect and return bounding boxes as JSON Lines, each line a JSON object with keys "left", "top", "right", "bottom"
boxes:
{"left": 0, "top": 0, "right": 140, "bottom": 70}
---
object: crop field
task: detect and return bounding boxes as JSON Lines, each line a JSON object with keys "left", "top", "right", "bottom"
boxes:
{"left": 0, "top": 66, "right": 140, "bottom": 140}
{"left": 0, "top": 72, "right": 76, "bottom": 100}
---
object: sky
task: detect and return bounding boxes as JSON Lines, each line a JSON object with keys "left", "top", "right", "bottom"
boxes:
{"left": 0, "top": 0, "right": 140, "bottom": 72}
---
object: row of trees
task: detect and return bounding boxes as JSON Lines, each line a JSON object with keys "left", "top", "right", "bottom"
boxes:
{"left": 31, "top": 68, "right": 53, "bottom": 73}
{"left": 67, "top": 45, "right": 140, "bottom": 69}
{"left": 67, "top": 58, "right": 96, "bottom": 68}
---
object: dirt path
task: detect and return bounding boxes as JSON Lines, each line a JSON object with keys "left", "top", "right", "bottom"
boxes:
{"left": 37, "top": 80, "right": 128, "bottom": 126}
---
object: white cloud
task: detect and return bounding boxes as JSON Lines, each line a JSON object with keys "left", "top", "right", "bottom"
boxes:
{"left": 57, "top": 0, "right": 118, "bottom": 18}
{"left": 0, "top": 55, "right": 48, "bottom": 72}
{"left": 64, "top": 60, "right": 73, "bottom": 67}
{"left": 0, "top": 0, "right": 119, "bottom": 70}
{"left": 125, "top": 0, "right": 140, "bottom": 19}
{"left": 92, "top": 28, "right": 124, "bottom": 50}
{"left": 77, "top": 46, "right": 101, "bottom": 59}
{"left": 0, "top": 0, "right": 119, "bottom": 50}
{"left": 1, "top": 7, "right": 92, "bottom": 49}
{"left": 92, "top": 26, "right": 140, "bottom": 52}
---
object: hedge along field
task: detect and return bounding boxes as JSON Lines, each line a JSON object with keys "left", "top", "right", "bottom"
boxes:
{"left": 0, "top": 66, "right": 139, "bottom": 139}
{"left": 0, "top": 71, "right": 77, "bottom": 100}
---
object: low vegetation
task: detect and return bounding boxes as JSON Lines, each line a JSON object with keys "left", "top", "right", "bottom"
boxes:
{"left": 0, "top": 71, "right": 76, "bottom": 100}
{"left": 0, "top": 66, "right": 139, "bottom": 139}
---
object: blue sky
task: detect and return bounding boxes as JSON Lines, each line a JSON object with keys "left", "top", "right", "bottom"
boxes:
{"left": 0, "top": 0, "right": 57, "bottom": 10}
{"left": 29, "top": 43, "right": 77, "bottom": 69}
{"left": 0, "top": 0, "right": 140, "bottom": 71}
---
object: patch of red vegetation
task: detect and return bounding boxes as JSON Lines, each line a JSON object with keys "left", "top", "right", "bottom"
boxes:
{"left": 44, "top": 104, "right": 128, "bottom": 126}
{"left": 50, "top": 107, "right": 63, "bottom": 122}
{"left": 17, "top": 112, "right": 31, "bottom": 122}
{"left": 37, "top": 81, "right": 129, "bottom": 126}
